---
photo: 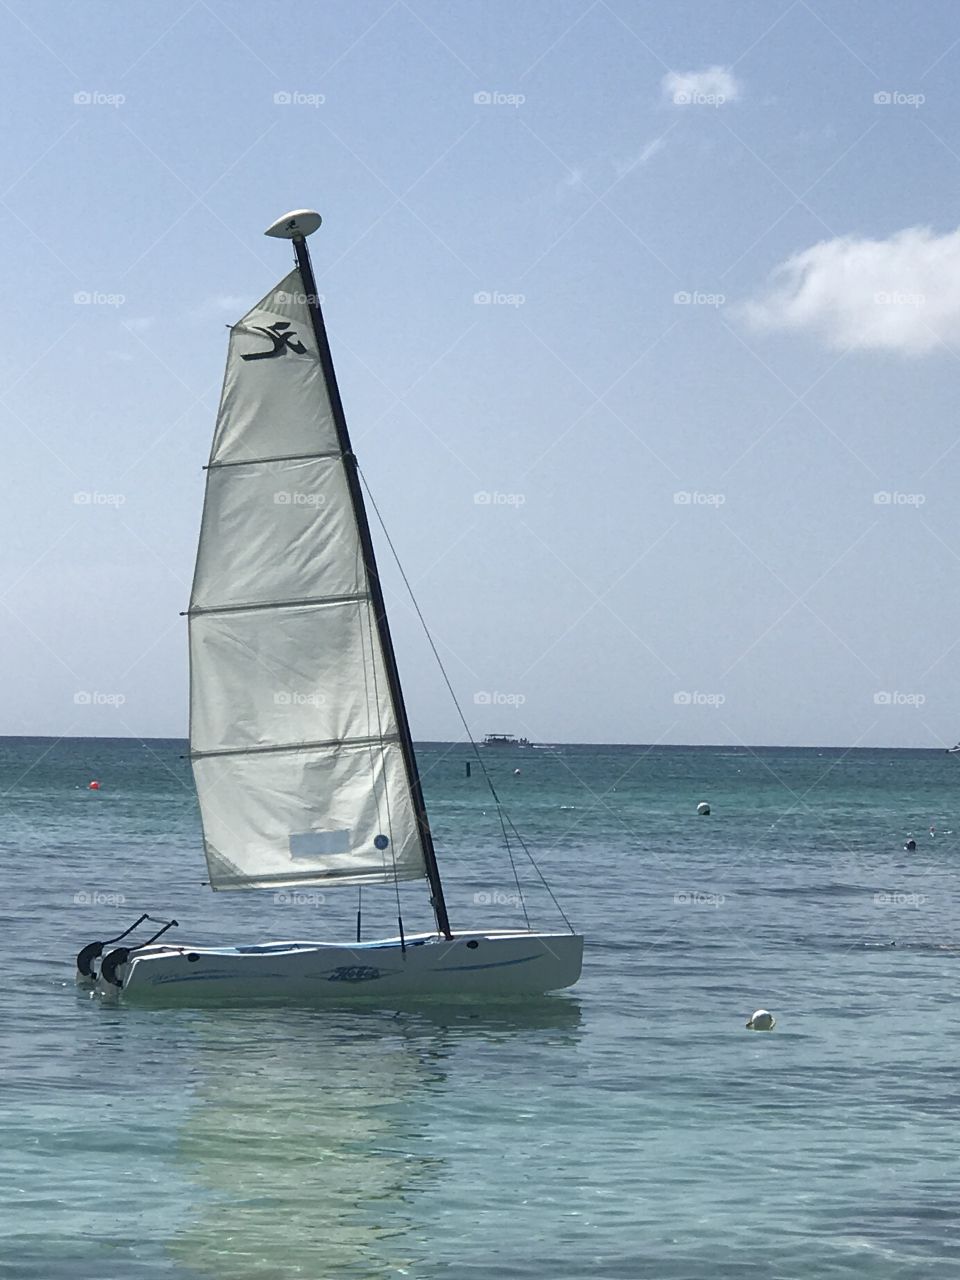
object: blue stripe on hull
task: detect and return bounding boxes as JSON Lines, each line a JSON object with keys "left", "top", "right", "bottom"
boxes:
{"left": 436, "top": 953, "right": 541, "bottom": 973}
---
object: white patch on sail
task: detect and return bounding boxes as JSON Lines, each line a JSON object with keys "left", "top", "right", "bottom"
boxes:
{"left": 290, "top": 830, "right": 351, "bottom": 858}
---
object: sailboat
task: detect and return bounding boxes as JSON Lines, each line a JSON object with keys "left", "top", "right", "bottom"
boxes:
{"left": 76, "top": 209, "right": 583, "bottom": 1003}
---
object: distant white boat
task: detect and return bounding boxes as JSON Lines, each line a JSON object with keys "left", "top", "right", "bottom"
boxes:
{"left": 947, "top": 743, "right": 960, "bottom": 754}
{"left": 76, "top": 209, "right": 582, "bottom": 1005}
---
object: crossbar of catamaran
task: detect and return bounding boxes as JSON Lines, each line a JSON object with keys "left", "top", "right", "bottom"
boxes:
{"left": 76, "top": 209, "right": 583, "bottom": 1004}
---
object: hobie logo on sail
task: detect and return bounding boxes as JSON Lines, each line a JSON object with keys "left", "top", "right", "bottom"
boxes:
{"left": 241, "top": 320, "right": 308, "bottom": 361}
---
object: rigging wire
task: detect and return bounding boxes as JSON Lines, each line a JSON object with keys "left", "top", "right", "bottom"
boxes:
{"left": 359, "top": 469, "right": 576, "bottom": 935}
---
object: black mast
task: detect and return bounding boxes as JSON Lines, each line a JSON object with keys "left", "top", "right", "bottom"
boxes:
{"left": 290, "top": 229, "right": 453, "bottom": 940}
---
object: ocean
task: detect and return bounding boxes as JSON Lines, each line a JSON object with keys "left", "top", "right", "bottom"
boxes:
{"left": 2, "top": 736, "right": 959, "bottom": 1279}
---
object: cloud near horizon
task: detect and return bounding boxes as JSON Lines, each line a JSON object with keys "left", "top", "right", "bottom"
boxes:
{"left": 743, "top": 225, "right": 960, "bottom": 355}
{"left": 662, "top": 65, "right": 741, "bottom": 107}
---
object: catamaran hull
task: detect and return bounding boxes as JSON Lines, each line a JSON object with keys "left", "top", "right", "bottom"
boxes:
{"left": 89, "top": 930, "right": 583, "bottom": 1005}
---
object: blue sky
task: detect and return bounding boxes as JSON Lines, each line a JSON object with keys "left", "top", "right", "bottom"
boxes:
{"left": 3, "top": 0, "right": 960, "bottom": 747}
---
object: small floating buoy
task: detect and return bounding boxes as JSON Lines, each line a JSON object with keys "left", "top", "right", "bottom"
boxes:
{"left": 513, "top": 768, "right": 521, "bottom": 776}
{"left": 904, "top": 838, "right": 917, "bottom": 851}
{"left": 697, "top": 801, "right": 710, "bottom": 816}
{"left": 746, "top": 1009, "right": 775, "bottom": 1031}
{"left": 88, "top": 780, "right": 101, "bottom": 791}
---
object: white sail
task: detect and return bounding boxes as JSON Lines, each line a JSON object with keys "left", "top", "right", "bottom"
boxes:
{"left": 189, "top": 270, "right": 428, "bottom": 891}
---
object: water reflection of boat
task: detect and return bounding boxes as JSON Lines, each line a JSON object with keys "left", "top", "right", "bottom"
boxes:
{"left": 170, "top": 1000, "right": 581, "bottom": 1279}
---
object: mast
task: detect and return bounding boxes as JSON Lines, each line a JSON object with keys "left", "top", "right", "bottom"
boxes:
{"left": 266, "top": 210, "right": 452, "bottom": 939}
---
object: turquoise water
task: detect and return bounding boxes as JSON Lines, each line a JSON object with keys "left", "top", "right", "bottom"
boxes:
{"left": 3, "top": 737, "right": 960, "bottom": 1278}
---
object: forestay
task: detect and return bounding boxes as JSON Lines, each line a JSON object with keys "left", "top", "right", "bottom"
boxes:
{"left": 189, "top": 270, "right": 427, "bottom": 890}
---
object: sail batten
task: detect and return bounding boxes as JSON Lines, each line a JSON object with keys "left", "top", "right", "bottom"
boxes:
{"left": 188, "top": 591, "right": 369, "bottom": 618}
{"left": 189, "top": 267, "right": 429, "bottom": 893}
{"left": 207, "top": 449, "right": 342, "bottom": 470}
{"left": 190, "top": 732, "right": 401, "bottom": 761}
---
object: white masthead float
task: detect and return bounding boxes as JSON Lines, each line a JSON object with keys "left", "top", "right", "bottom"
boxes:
{"left": 76, "top": 209, "right": 583, "bottom": 1003}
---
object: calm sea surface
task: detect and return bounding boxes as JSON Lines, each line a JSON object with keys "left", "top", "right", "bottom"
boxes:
{"left": 2, "top": 737, "right": 959, "bottom": 1278}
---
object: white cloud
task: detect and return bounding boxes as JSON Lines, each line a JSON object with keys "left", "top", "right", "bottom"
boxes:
{"left": 663, "top": 65, "right": 741, "bottom": 107}
{"left": 614, "top": 136, "right": 667, "bottom": 179}
{"left": 743, "top": 225, "right": 960, "bottom": 355}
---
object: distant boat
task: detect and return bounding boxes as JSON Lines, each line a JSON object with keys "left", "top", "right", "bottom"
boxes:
{"left": 75, "top": 208, "right": 582, "bottom": 1004}
{"left": 948, "top": 743, "right": 960, "bottom": 754}
{"left": 482, "top": 733, "right": 531, "bottom": 747}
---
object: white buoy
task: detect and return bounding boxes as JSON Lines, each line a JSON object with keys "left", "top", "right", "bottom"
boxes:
{"left": 746, "top": 1009, "right": 775, "bottom": 1031}
{"left": 513, "top": 768, "right": 521, "bottom": 776}
{"left": 697, "top": 801, "right": 710, "bottom": 816}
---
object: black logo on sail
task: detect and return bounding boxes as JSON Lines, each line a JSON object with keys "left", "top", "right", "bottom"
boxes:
{"left": 241, "top": 320, "right": 307, "bottom": 361}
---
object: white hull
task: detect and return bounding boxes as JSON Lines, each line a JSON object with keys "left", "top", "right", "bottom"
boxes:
{"left": 86, "top": 929, "right": 583, "bottom": 1005}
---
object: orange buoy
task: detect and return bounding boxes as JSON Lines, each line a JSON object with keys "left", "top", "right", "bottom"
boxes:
{"left": 88, "top": 780, "right": 101, "bottom": 791}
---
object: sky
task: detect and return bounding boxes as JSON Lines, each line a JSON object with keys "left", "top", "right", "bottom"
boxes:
{"left": 2, "top": 0, "right": 960, "bottom": 748}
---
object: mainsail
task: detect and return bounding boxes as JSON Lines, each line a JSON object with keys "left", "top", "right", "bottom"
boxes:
{"left": 189, "top": 269, "right": 428, "bottom": 891}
